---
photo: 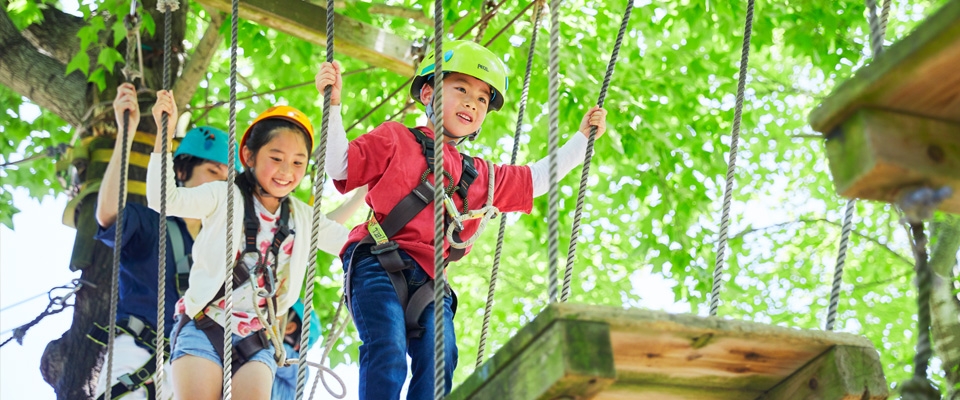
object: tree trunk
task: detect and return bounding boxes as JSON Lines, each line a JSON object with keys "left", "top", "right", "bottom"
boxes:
{"left": 1, "top": 1, "right": 190, "bottom": 398}
{"left": 929, "top": 217, "right": 960, "bottom": 399}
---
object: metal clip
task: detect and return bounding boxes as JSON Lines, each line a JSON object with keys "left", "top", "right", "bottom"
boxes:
{"left": 442, "top": 194, "right": 464, "bottom": 230}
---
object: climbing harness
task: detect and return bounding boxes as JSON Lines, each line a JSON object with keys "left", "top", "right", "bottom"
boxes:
{"left": 708, "top": 0, "right": 755, "bottom": 317}
{"left": 560, "top": 0, "right": 633, "bottom": 303}
{"left": 166, "top": 219, "right": 193, "bottom": 297}
{"left": 87, "top": 315, "right": 169, "bottom": 400}
{"left": 343, "top": 128, "right": 480, "bottom": 341}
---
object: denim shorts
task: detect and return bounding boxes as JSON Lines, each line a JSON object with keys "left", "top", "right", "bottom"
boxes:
{"left": 171, "top": 318, "right": 278, "bottom": 376}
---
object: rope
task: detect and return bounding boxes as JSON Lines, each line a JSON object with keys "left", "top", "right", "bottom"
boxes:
{"left": 825, "top": 0, "right": 891, "bottom": 332}
{"left": 307, "top": 295, "right": 350, "bottom": 400}
{"left": 431, "top": 0, "right": 446, "bottom": 398}
{"left": 709, "top": 0, "right": 754, "bottom": 317}
{"left": 0, "top": 280, "right": 91, "bottom": 348}
{"left": 297, "top": 0, "right": 335, "bottom": 397}
{"left": 223, "top": 0, "right": 240, "bottom": 396}
{"left": 153, "top": 1, "right": 177, "bottom": 397}
{"left": 546, "top": 0, "right": 562, "bottom": 304}
{"left": 825, "top": 200, "right": 855, "bottom": 331}
{"left": 475, "top": 1, "right": 544, "bottom": 367}
{"left": 560, "top": 0, "right": 633, "bottom": 303}
{"left": 474, "top": 0, "right": 498, "bottom": 43}
{"left": 908, "top": 223, "right": 936, "bottom": 391}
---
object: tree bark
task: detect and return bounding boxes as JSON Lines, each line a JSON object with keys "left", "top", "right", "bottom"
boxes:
{"left": 929, "top": 217, "right": 960, "bottom": 398}
{"left": 172, "top": 7, "right": 224, "bottom": 110}
{"left": 3, "top": 1, "right": 187, "bottom": 398}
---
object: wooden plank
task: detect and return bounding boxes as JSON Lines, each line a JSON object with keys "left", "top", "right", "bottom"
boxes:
{"left": 194, "top": 0, "right": 416, "bottom": 76}
{"left": 809, "top": 0, "right": 960, "bottom": 133}
{"left": 450, "top": 304, "right": 885, "bottom": 399}
{"left": 759, "top": 345, "right": 888, "bottom": 400}
{"left": 447, "top": 319, "right": 616, "bottom": 400}
{"left": 826, "top": 108, "right": 960, "bottom": 213}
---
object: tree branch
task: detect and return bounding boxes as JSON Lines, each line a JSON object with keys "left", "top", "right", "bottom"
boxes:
{"left": 172, "top": 7, "right": 225, "bottom": 110}
{"left": 731, "top": 217, "right": 914, "bottom": 266}
{"left": 0, "top": 8, "right": 88, "bottom": 127}
{"left": 20, "top": 6, "right": 85, "bottom": 65}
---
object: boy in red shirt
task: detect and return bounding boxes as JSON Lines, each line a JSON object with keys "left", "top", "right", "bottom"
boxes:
{"left": 315, "top": 40, "right": 606, "bottom": 399}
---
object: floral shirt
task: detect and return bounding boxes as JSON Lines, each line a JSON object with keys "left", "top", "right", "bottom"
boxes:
{"left": 175, "top": 197, "right": 295, "bottom": 337}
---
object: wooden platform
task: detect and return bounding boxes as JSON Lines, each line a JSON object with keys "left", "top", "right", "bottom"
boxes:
{"left": 449, "top": 304, "right": 888, "bottom": 400}
{"left": 809, "top": 0, "right": 960, "bottom": 213}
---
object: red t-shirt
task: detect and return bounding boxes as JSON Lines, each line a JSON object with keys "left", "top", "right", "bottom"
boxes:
{"left": 334, "top": 122, "right": 533, "bottom": 277}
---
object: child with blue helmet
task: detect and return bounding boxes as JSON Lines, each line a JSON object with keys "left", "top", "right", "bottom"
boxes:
{"left": 92, "top": 83, "right": 238, "bottom": 400}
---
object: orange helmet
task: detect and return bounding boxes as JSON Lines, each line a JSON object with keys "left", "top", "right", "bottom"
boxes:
{"left": 240, "top": 105, "right": 315, "bottom": 166}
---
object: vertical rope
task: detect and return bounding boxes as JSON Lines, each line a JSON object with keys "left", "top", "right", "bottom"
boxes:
{"left": 297, "top": 0, "right": 334, "bottom": 397}
{"left": 709, "top": 0, "right": 754, "bottom": 317}
{"left": 560, "top": 0, "right": 633, "bottom": 303}
{"left": 105, "top": 2, "right": 141, "bottom": 398}
{"left": 223, "top": 0, "right": 240, "bottom": 397}
{"left": 826, "top": 0, "right": 891, "bottom": 332}
{"left": 476, "top": 1, "right": 544, "bottom": 368}
{"left": 432, "top": 0, "right": 446, "bottom": 398}
{"left": 154, "top": 4, "right": 176, "bottom": 399}
{"left": 825, "top": 200, "right": 855, "bottom": 331}
{"left": 910, "top": 223, "right": 934, "bottom": 382}
{"left": 546, "top": 0, "right": 562, "bottom": 305}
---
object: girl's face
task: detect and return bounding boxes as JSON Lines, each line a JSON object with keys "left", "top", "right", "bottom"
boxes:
{"left": 242, "top": 128, "right": 309, "bottom": 199}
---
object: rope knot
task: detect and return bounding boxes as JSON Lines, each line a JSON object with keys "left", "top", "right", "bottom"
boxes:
{"left": 156, "top": 0, "right": 181, "bottom": 13}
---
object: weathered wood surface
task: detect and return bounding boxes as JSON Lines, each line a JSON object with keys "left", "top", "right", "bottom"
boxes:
{"left": 809, "top": 0, "right": 960, "bottom": 133}
{"left": 827, "top": 109, "right": 960, "bottom": 213}
{"left": 759, "top": 345, "right": 888, "bottom": 400}
{"left": 450, "top": 303, "right": 886, "bottom": 400}
{"left": 194, "top": 0, "right": 416, "bottom": 76}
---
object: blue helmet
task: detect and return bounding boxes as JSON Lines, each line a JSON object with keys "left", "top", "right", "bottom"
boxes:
{"left": 291, "top": 299, "right": 321, "bottom": 349}
{"left": 174, "top": 126, "right": 242, "bottom": 172}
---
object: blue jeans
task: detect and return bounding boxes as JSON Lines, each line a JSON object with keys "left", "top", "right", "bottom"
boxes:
{"left": 343, "top": 243, "right": 458, "bottom": 400}
{"left": 271, "top": 343, "right": 299, "bottom": 400}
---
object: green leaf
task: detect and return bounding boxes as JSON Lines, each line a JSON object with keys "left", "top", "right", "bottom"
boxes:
{"left": 97, "top": 47, "right": 124, "bottom": 73}
{"left": 65, "top": 51, "right": 91, "bottom": 76}
{"left": 112, "top": 19, "right": 127, "bottom": 46}
{"left": 141, "top": 12, "right": 156, "bottom": 36}
{"left": 88, "top": 67, "right": 107, "bottom": 92}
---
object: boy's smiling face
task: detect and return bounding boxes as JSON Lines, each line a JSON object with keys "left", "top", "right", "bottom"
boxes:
{"left": 419, "top": 72, "right": 492, "bottom": 139}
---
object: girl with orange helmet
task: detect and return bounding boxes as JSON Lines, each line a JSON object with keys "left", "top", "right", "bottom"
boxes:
{"left": 146, "top": 90, "right": 363, "bottom": 400}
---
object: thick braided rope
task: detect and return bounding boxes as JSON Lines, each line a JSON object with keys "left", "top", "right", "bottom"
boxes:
{"left": 222, "top": 0, "right": 240, "bottom": 396}
{"left": 709, "top": 0, "right": 754, "bottom": 317}
{"left": 432, "top": 0, "right": 446, "bottom": 398}
{"left": 825, "top": 199, "right": 855, "bottom": 331}
{"left": 546, "top": 0, "right": 562, "bottom": 304}
{"left": 104, "top": 2, "right": 145, "bottom": 397}
{"left": 153, "top": 4, "right": 176, "bottom": 399}
{"left": 561, "top": 0, "right": 633, "bottom": 303}
{"left": 474, "top": 0, "right": 496, "bottom": 43}
{"left": 476, "top": 1, "right": 544, "bottom": 368}
{"left": 909, "top": 224, "right": 935, "bottom": 383}
{"left": 826, "top": 0, "right": 891, "bottom": 332}
{"left": 296, "top": 0, "right": 335, "bottom": 396}
{"left": 104, "top": 112, "right": 130, "bottom": 400}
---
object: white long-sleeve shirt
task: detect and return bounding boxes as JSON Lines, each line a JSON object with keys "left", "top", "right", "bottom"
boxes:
{"left": 324, "top": 105, "right": 589, "bottom": 197}
{"left": 146, "top": 153, "right": 349, "bottom": 318}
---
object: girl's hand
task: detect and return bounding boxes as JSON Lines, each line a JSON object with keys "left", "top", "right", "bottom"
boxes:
{"left": 152, "top": 90, "right": 178, "bottom": 152}
{"left": 113, "top": 83, "right": 140, "bottom": 143}
{"left": 315, "top": 61, "right": 343, "bottom": 106}
{"left": 578, "top": 106, "right": 608, "bottom": 139}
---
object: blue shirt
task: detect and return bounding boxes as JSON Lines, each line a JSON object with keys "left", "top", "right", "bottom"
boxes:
{"left": 95, "top": 203, "right": 193, "bottom": 339}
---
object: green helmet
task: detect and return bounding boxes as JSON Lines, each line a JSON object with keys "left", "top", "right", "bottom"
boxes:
{"left": 410, "top": 40, "right": 509, "bottom": 112}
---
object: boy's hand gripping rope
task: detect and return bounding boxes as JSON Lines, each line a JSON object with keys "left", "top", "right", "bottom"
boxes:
{"left": 476, "top": 0, "right": 544, "bottom": 367}
{"left": 560, "top": 0, "right": 633, "bottom": 303}
{"left": 825, "top": 0, "right": 891, "bottom": 332}
{"left": 223, "top": 0, "right": 240, "bottom": 397}
{"left": 709, "top": 0, "right": 754, "bottom": 317}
